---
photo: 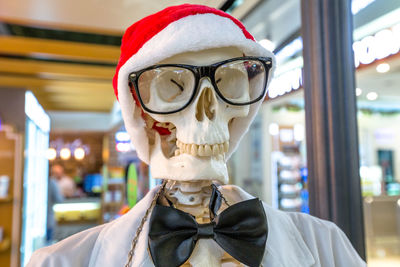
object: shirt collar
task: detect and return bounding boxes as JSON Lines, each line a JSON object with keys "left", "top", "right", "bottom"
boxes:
{"left": 90, "top": 185, "right": 315, "bottom": 267}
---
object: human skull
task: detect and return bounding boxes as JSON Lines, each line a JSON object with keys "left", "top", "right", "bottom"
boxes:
{"left": 142, "top": 47, "right": 250, "bottom": 184}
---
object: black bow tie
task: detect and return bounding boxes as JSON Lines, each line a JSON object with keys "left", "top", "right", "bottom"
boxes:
{"left": 148, "top": 194, "right": 268, "bottom": 267}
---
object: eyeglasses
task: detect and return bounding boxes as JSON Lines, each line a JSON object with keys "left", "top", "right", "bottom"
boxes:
{"left": 128, "top": 56, "right": 273, "bottom": 114}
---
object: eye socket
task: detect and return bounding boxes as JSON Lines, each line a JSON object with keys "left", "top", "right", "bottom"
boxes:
{"left": 214, "top": 59, "right": 266, "bottom": 103}
{"left": 215, "top": 60, "right": 249, "bottom": 100}
{"left": 170, "top": 79, "right": 184, "bottom": 92}
{"left": 161, "top": 79, "right": 186, "bottom": 102}
{"left": 136, "top": 67, "right": 195, "bottom": 113}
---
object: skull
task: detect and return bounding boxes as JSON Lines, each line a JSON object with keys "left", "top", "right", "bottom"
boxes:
{"left": 114, "top": 5, "right": 275, "bottom": 186}
{"left": 142, "top": 47, "right": 250, "bottom": 184}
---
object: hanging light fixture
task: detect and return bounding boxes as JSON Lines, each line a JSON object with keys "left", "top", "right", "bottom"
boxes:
{"left": 376, "top": 63, "right": 390, "bottom": 73}
{"left": 366, "top": 92, "right": 378, "bottom": 101}
{"left": 74, "top": 147, "right": 85, "bottom": 160}
{"left": 60, "top": 148, "right": 71, "bottom": 160}
{"left": 46, "top": 148, "right": 57, "bottom": 161}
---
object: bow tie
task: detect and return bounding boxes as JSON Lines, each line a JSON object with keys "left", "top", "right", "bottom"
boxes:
{"left": 148, "top": 190, "right": 268, "bottom": 267}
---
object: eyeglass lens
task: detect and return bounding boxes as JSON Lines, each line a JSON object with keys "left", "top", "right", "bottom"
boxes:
{"left": 215, "top": 59, "right": 266, "bottom": 103}
{"left": 136, "top": 59, "right": 267, "bottom": 113}
{"left": 138, "top": 67, "right": 195, "bottom": 113}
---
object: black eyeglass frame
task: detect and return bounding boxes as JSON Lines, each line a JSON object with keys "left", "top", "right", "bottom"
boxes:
{"left": 128, "top": 56, "right": 273, "bottom": 115}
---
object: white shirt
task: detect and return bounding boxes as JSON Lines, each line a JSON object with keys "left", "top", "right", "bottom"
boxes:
{"left": 28, "top": 185, "right": 366, "bottom": 267}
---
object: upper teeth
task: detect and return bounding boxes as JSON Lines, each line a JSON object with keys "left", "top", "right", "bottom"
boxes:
{"left": 175, "top": 140, "right": 229, "bottom": 157}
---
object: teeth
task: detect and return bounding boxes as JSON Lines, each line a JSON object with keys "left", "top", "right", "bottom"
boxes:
{"left": 198, "top": 145, "right": 205, "bottom": 156}
{"left": 190, "top": 144, "right": 197, "bottom": 156}
{"left": 174, "top": 140, "right": 229, "bottom": 158}
{"left": 212, "top": 144, "right": 219, "bottom": 156}
{"left": 219, "top": 144, "right": 224, "bottom": 153}
{"left": 224, "top": 142, "right": 229, "bottom": 152}
{"left": 204, "top": 145, "right": 212, "bottom": 156}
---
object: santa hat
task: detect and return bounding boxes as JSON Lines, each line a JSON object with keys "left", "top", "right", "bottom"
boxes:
{"left": 113, "top": 4, "right": 275, "bottom": 164}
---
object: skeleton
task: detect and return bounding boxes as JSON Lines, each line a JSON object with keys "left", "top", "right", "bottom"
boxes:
{"left": 134, "top": 47, "right": 250, "bottom": 266}
{"left": 124, "top": 46, "right": 271, "bottom": 266}
{"left": 144, "top": 47, "right": 249, "bottom": 266}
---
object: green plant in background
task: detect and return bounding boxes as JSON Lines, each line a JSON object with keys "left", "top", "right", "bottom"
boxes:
{"left": 126, "top": 163, "right": 138, "bottom": 208}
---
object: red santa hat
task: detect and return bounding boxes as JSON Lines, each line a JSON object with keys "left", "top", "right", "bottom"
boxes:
{"left": 113, "top": 4, "right": 275, "bottom": 163}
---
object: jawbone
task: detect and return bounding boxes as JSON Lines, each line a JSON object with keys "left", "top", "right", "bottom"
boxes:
{"left": 149, "top": 133, "right": 229, "bottom": 184}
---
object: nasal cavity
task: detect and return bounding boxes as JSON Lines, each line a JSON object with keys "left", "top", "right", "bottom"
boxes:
{"left": 195, "top": 87, "right": 215, "bottom": 121}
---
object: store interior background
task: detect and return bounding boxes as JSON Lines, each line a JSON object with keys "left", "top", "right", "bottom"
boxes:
{"left": 0, "top": 0, "right": 399, "bottom": 266}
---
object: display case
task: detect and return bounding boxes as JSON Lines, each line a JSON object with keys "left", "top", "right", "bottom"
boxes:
{"left": 53, "top": 198, "right": 101, "bottom": 241}
{"left": 0, "top": 125, "right": 23, "bottom": 267}
{"left": 270, "top": 125, "right": 309, "bottom": 212}
{"left": 101, "top": 166, "right": 125, "bottom": 222}
{"left": 20, "top": 92, "right": 50, "bottom": 266}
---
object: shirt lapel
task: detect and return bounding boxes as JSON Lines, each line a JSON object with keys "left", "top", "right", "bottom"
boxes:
{"left": 90, "top": 184, "right": 315, "bottom": 267}
{"left": 262, "top": 204, "right": 315, "bottom": 267}
{"left": 219, "top": 185, "right": 315, "bottom": 267}
{"left": 89, "top": 186, "right": 159, "bottom": 267}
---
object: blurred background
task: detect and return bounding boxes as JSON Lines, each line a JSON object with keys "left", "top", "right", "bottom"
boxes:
{"left": 0, "top": 0, "right": 399, "bottom": 266}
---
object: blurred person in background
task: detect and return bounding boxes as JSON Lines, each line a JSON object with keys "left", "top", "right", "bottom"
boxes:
{"left": 47, "top": 173, "right": 64, "bottom": 243}
{"left": 51, "top": 164, "right": 76, "bottom": 198}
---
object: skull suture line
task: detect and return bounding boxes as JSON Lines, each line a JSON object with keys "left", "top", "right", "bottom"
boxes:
{"left": 138, "top": 47, "right": 250, "bottom": 184}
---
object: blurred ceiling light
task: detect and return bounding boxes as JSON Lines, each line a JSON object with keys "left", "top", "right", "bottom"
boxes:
{"left": 46, "top": 148, "right": 57, "bottom": 161}
{"left": 259, "top": 39, "right": 276, "bottom": 52}
{"left": 356, "top": 87, "right": 362, "bottom": 96}
{"left": 60, "top": 148, "right": 71, "bottom": 160}
{"left": 268, "top": 67, "right": 303, "bottom": 99}
{"left": 116, "top": 142, "right": 131, "bottom": 152}
{"left": 366, "top": 92, "right": 378, "bottom": 101}
{"left": 115, "top": 131, "right": 130, "bottom": 142}
{"left": 74, "top": 148, "right": 85, "bottom": 160}
{"left": 269, "top": 123, "right": 279, "bottom": 136}
{"left": 294, "top": 124, "right": 305, "bottom": 141}
{"left": 376, "top": 63, "right": 390, "bottom": 73}
{"left": 275, "top": 37, "right": 303, "bottom": 64}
